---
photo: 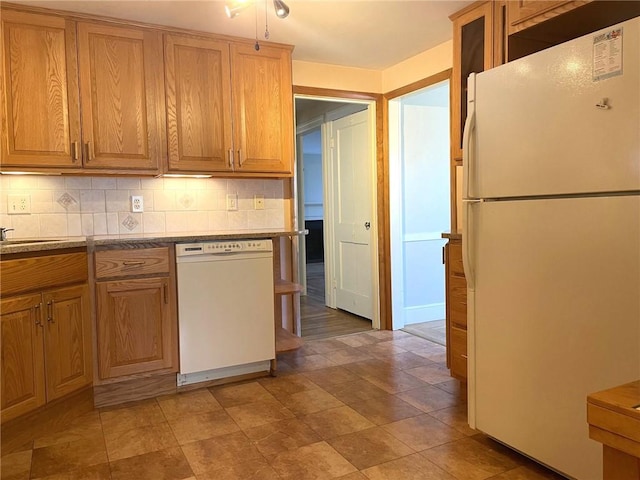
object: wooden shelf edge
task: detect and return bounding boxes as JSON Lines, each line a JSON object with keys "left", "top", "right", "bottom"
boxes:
{"left": 276, "top": 327, "right": 304, "bottom": 353}
{"left": 274, "top": 279, "right": 303, "bottom": 295}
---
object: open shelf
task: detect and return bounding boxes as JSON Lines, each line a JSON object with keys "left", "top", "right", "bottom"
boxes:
{"left": 276, "top": 326, "right": 304, "bottom": 353}
{"left": 274, "top": 279, "right": 303, "bottom": 296}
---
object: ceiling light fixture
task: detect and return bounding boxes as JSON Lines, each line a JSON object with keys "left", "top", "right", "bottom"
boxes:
{"left": 273, "top": 0, "right": 290, "bottom": 19}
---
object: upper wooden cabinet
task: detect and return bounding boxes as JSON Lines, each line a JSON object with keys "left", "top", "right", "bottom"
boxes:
{"left": 77, "top": 22, "right": 165, "bottom": 173}
{"left": 230, "top": 43, "right": 294, "bottom": 175}
{"left": 0, "top": 9, "right": 165, "bottom": 174}
{"left": 0, "top": 10, "right": 81, "bottom": 169}
{"left": 507, "top": 0, "right": 588, "bottom": 34}
{"left": 164, "top": 34, "right": 233, "bottom": 174}
{"left": 164, "top": 35, "right": 294, "bottom": 176}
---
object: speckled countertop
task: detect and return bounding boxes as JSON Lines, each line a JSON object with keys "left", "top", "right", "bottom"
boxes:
{"left": 0, "top": 229, "right": 307, "bottom": 255}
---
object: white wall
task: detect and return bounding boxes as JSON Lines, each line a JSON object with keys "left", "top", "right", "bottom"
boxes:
{"left": 0, "top": 176, "right": 285, "bottom": 238}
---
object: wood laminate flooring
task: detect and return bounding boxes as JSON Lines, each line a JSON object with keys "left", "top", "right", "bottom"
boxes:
{"left": 301, "top": 263, "right": 372, "bottom": 341}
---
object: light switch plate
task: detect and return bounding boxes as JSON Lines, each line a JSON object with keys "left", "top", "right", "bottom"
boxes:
{"left": 7, "top": 194, "right": 31, "bottom": 214}
{"left": 226, "top": 193, "right": 238, "bottom": 211}
{"left": 254, "top": 194, "right": 265, "bottom": 210}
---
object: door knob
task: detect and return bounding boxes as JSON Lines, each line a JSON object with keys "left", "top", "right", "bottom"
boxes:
{"left": 364, "top": 222, "right": 371, "bottom": 230}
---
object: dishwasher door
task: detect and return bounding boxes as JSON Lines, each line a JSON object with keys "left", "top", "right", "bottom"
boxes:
{"left": 176, "top": 250, "right": 275, "bottom": 379}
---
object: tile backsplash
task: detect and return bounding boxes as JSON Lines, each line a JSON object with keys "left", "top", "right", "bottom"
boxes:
{"left": 0, "top": 176, "right": 286, "bottom": 238}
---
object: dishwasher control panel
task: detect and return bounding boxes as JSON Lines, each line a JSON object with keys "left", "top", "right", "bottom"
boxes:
{"left": 176, "top": 239, "right": 272, "bottom": 256}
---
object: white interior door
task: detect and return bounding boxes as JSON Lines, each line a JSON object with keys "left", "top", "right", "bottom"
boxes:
{"left": 329, "top": 110, "right": 373, "bottom": 319}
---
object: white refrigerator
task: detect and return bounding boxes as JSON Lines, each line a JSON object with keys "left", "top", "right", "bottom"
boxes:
{"left": 463, "top": 17, "right": 640, "bottom": 480}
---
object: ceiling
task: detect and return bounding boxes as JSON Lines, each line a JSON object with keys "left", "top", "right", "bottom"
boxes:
{"left": 12, "top": 0, "right": 473, "bottom": 70}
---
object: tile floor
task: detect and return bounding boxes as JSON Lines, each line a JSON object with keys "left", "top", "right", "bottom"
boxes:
{"left": 1, "top": 330, "right": 566, "bottom": 480}
{"left": 401, "top": 320, "right": 447, "bottom": 346}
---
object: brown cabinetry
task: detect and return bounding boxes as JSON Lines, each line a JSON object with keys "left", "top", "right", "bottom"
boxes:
{"left": 0, "top": 252, "right": 92, "bottom": 423}
{"left": 507, "top": 1, "right": 589, "bottom": 34}
{"left": 0, "top": 8, "right": 165, "bottom": 174}
{"left": 444, "top": 238, "right": 467, "bottom": 381}
{"left": 94, "top": 246, "right": 178, "bottom": 380}
{"left": 164, "top": 35, "right": 293, "bottom": 176}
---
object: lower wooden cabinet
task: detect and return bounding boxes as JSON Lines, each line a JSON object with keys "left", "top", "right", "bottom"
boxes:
{"left": 96, "top": 276, "right": 175, "bottom": 379}
{"left": 94, "top": 246, "right": 178, "bottom": 381}
{"left": 444, "top": 237, "right": 468, "bottom": 381}
{"left": 0, "top": 252, "right": 92, "bottom": 424}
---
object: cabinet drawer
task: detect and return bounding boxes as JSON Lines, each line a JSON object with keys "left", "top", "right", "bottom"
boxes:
{"left": 1, "top": 252, "right": 88, "bottom": 296}
{"left": 450, "top": 326, "right": 467, "bottom": 380}
{"left": 448, "top": 242, "right": 465, "bottom": 277}
{"left": 95, "top": 247, "right": 170, "bottom": 279}
{"left": 450, "top": 275, "right": 467, "bottom": 327}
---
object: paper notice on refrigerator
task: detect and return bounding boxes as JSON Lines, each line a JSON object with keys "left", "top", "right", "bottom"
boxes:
{"left": 593, "top": 27, "right": 623, "bottom": 81}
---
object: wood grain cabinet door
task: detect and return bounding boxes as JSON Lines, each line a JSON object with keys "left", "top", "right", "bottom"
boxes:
{"left": 0, "top": 10, "right": 81, "bottom": 168}
{"left": 230, "top": 43, "right": 293, "bottom": 175}
{"left": 42, "top": 284, "right": 92, "bottom": 401}
{"left": 96, "top": 277, "right": 175, "bottom": 379}
{"left": 0, "top": 293, "right": 46, "bottom": 423}
{"left": 164, "top": 34, "right": 233, "bottom": 173}
{"left": 76, "top": 22, "right": 165, "bottom": 173}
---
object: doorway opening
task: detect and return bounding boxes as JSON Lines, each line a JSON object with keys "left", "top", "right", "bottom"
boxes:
{"left": 295, "top": 96, "right": 379, "bottom": 340}
{"left": 388, "top": 79, "right": 451, "bottom": 345}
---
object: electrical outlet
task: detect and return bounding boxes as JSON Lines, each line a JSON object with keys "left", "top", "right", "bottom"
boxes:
{"left": 7, "top": 194, "right": 31, "bottom": 215}
{"left": 131, "top": 195, "right": 144, "bottom": 213}
{"left": 254, "top": 194, "right": 265, "bottom": 210}
{"left": 226, "top": 193, "right": 238, "bottom": 211}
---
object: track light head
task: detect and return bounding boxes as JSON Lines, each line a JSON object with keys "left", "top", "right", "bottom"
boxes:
{"left": 273, "top": 0, "right": 290, "bottom": 19}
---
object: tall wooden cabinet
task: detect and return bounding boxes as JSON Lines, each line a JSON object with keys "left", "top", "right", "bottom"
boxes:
{"left": 164, "top": 34, "right": 293, "bottom": 176}
{"left": 444, "top": 238, "right": 467, "bottom": 381}
{"left": 0, "top": 251, "right": 92, "bottom": 423}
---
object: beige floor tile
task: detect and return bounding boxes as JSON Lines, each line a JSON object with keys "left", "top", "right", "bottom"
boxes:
{"left": 488, "top": 464, "right": 566, "bottom": 479}
{"left": 168, "top": 409, "right": 240, "bottom": 445}
{"left": 280, "top": 354, "right": 338, "bottom": 371}
{"left": 303, "top": 366, "right": 362, "bottom": 390}
{"left": 30, "top": 435, "right": 108, "bottom": 478}
{"left": 432, "top": 379, "right": 468, "bottom": 398}
{"left": 365, "top": 330, "right": 411, "bottom": 341}
{"left": 329, "top": 379, "right": 390, "bottom": 404}
{"left": 405, "top": 364, "right": 453, "bottom": 385}
{"left": 33, "top": 412, "right": 102, "bottom": 449}
{"left": 391, "top": 336, "right": 440, "bottom": 352}
{"left": 193, "top": 458, "right": 280, "bottom": 480}
{"left": 420, "top": 436, "right": 521, "bottom": 480}
{"left": 259, "top": 373, "right": 320, "bottom": 398}
{"left": 361, "top": 341, "right": 408, "bottom": 358}
{"left": 361, "top": 452, "right": 456, "bottom": 480}
{"left": 225, "top": 398, "right": 295, "bottom": 430}
{"left": 328, "top": 426, "right": 414, "bottom": 470}
{"left": 270, "top": 441, "right": 357, "bottom": 480}
{"left": 244, "top": 418, "right": 322, "bottom": 461}
{"left": 348, "top": 393, "right": 422, "bottom": 426}
{"left": 279, "top": 388, "right": 344, "bottom": 416}
{"left": 104, "top": 421, "right": 178, "bottom": 461}
{"left": 181, "top": 431, "right": 263, "bottom": 475}
{"left": 382, "top": 414, "right": 465, "bottom": 451}
{"left": 0, "top": 449, "right": 32, "bottom": 480}
{"left": 209, "top": 381, "right": 276, "bottom": 407}
{"left": 32, "top": 463, "right": 111, "bottom": 480}
{"left": 109, "top": 447, "right": 193, "bottom": 480}
{"left": 157, "top": 389, "right": 222, "bottom": 420}
{"left": 302, "top": 406, "right": 375, "bottom": 439}
{"left": 305, "top": 338, "right": 353, "bottom": 355}
{"left": 99, "top": 399, "right": 166, "bottom": 435}
{"left": 428, "top": 405, "right": 477, "bottom": 436}
{"left": 336, "top": 473, "right": 369, "bottom": 480}
{"left": 335, "top": 334, "right": 381, "bottom": 348}
{"left": 382, "top": 352, "right": 436, "bottom": 370}
{"left": 363, "top": 370, "right": 428, "bottom": 395}
{"left": 342, "top": 359, "right": 398, "bottom": 379}
{"left": 397, "top": 385, "right": 458, "bottom": 413}
{"left": 323, "top": 348, "right": 374, "bottom": 365}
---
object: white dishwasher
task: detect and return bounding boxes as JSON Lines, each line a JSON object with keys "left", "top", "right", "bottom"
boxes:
{"left": 175, "top": 239, "right": 275, "bottom": 386}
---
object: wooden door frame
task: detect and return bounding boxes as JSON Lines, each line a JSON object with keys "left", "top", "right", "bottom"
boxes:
{"left": 292, "top": 86, "right": 389, "bottom": 330}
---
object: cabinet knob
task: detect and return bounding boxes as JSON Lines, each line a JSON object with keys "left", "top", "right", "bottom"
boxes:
{"left": 34, "top": 303, "right": 44, "bottom": 328}
{"left": 47, "top": 300, "right": 55, "bottom": 323}
{"left": 72, "top": 141, "right": 80, "bottom": 162}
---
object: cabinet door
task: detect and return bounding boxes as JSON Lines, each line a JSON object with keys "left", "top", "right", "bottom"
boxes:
{"left": 96, "top": 277, "right": 176, "bottom": 379}
{"left": 507, "top": 0, "right": 575, "bottom": 33}
{"left": 77, "top": 22, "right": 165, "bottom": 173}
{"left": 230, "top": 43, "right": 293, "bottom": 175}
{"left": 43, "top": 284, "right": 92, "bottom": 401}
{"left": 0, "top": 10, "right": 81, "bottom": 169}
{"left": 165, "top": 34, "right": 233, "bottom": 173}
{"left": 451, "top": 2, "right": 494, "bottom": 162}
{"left": 0, "top": 293, "right": 45, "bottom": 423}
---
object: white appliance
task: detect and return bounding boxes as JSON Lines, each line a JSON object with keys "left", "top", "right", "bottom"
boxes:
{"left": 175, "top": 239, "right": 275, "bottom": 386}
{"left": 463, "top": 18, "right": 640, "bottom": 480}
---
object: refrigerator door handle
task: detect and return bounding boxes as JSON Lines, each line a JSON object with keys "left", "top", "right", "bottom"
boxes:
{"left": 462, "top": 199, "right": 480, "bottom": 290}
{"left": 462, "top": 73, "right": 477, "bottom": 201}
